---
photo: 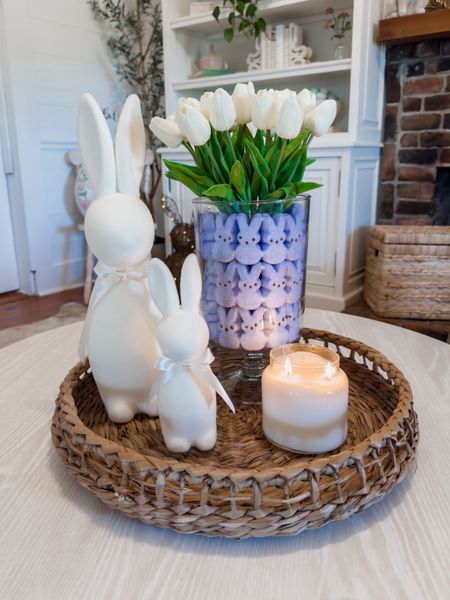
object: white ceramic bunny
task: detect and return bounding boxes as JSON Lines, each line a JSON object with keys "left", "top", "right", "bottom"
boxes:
{"left": 148, "top": 254, "right": 235, "bottom": 453}
{"left": 78, "top": 92, "right": 161, "bottom": 423}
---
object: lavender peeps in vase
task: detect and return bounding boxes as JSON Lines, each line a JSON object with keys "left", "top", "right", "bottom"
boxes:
{"left": 236, "top": 263, "right": 264, "bottom": 310}
{"left": 261, "top": 262, "right": 288, "bottom": 309}
{"left": 235, "top": 213, "right": 264, "bottom": 265}
{"left": 211, "top": 213, "right": 237, "bottom": 262}
{"left": 261, "top": 215, "right": 287, "bottom": 265}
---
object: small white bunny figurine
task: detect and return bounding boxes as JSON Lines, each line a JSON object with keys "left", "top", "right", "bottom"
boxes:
{"left": 78, "top": 92, "right": 161, "bottom": 423}
{"left": 148, "top": 254, "right": 235, "bottom": 453}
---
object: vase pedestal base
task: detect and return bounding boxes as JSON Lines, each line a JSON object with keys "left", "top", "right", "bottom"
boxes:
{"left": 211, "top": 347, "right": 268, "bottom": 405}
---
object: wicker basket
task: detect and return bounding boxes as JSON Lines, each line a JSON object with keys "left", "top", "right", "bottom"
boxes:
{"left": 364, "top": 225, "right": 450, "bottom": 320}
{"left": 51, "top": 329, "right": 419, "bottom": 540}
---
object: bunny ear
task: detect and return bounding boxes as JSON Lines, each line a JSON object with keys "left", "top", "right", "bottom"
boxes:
{"left": 180, "top": 254, "right": 202, "bottom": 313}
{"left": 78, "top": 93, "right": 116, "bottom": 198}
{"left": 115, "top": 94, "right": 146, "bottom": 198}
{"left": 249, "top": 214, "right": 264, "bottom": 231}
{"left": 148, "top": 258, "right": 180, "bottom": 317}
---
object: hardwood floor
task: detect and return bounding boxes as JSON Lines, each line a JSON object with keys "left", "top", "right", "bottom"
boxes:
{"left": 0, "top": 288, "right": 84, "bottom": 330}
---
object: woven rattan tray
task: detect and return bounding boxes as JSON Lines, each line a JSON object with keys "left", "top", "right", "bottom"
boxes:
{"left": 51, "top": 329, "right": 419, "bottom": 539}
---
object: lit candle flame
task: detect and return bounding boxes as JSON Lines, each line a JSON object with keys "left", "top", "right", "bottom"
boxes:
{"left": 284, "top": 355, "right": 292, "bottom": 376}
{"left": 324, "top": 362, "right": 336, "bottom": 379}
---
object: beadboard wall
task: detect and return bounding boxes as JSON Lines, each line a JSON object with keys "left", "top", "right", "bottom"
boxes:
{"left": 1, "top": 0, "right": 120, "bottom": 294}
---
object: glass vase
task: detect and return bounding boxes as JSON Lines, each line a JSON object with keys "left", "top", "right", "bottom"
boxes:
{"left": 193, "top": 196, "right": 310, "bottom": 402}
{"left": 334, "top": 43, "right": 346, "bottom": 59}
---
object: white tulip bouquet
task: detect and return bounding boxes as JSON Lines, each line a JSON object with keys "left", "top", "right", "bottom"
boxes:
{"left": 150, "top": 83, "right": 337, "bottom": 215}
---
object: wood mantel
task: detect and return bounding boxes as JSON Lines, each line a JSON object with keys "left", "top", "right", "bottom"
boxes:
{"left": 377, "top": 10, "right": 450, "bottom": 45}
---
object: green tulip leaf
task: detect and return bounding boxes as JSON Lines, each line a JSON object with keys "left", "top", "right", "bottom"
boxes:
{"left": 230, "top": 160, "right": 249, "bottom": 200}
{"left": 203, "top": 183, "right": 236, "bottom": 201}
{"left": 295, "top": 181, "right": 322, "bottom": 194}
{"left": 244, "top": 138, "right": 270, "bottom": 180}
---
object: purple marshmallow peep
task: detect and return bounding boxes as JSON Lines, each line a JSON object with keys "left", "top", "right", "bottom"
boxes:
{"left": 199, "top": 212, "right": 216, "bottom": 260}
{"left": 204, "top": 299, "right": 220, "bottom": 340}
{"left": 285, "top": 260, "right": 303, "bottom": 304}
{"left": 285, "top": 302, "right": 300, "bottom": 342}
{"left": 260, "top": 214, "right": 287, "bottom": 264}
{"left": 235, "top": 213, "right": 264, "bottom": 265}
{"left": 236, "top": 263, "right": 264, "bottom": 310}
{"left": 204, "top": 259, "right": 217, "bottom": 302}
{"left": 214, "top": 261, "right": 238, "bottom": 307}
{"left": 211, "top": 213, "right": 237, "bottom": 262}
{"left": 264, "top": 306, "right": 290, "bottom": 347}
{"left": 218, "top": 306, "right": 241, "bottom": 349}
{"left": 284, "top": 215, "right": 303, "bottom": 261}
{"left": 239, "top": 307, "right": 267, "bottom": 351}
{"left": 261, "top": 262, "right": 288, "bottom": 309}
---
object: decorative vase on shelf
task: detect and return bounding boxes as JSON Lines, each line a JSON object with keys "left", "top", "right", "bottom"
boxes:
{"left": 193, "top": 195, "right": 310, "bottom": 387}
{"left": 334, "top": 43, "right": 346, "bottom": 60}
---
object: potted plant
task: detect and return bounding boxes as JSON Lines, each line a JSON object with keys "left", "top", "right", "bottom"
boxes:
{"left": 324, "top": 7, "right": 352, "bottom": 60}
{"left": 150, "top": 84, "right": 336, "bottom": 383}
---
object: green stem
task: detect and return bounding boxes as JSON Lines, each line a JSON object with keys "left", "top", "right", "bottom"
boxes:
{"left": 227, "top": 130, "right": 237, "bottom": 162}
{"left": 183, "top": 141, "right": 196, "bottom": 160}
{"left": 205, "top": 142, "right": 225, "bottom": 183}
{"left": 270, "top": 138, "right": 287, "bottom": 191}
{"left": 285, "top": 134, "right": 313, "bottom": 183}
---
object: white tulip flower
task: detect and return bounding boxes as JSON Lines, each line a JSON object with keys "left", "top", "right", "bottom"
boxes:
{"left": 303, "top": 99, "right": 337, "bottom": 137}
{"left": 250, "top": 89, "right": 276, "bottom": 130}
{"left": 209, "top": 88, "right": 236, "bottom": 131}
{"left": 297, "top": 88, "right": 316, "bottom": 115}
{"left": 175, "top": 103, "right": 211, "bottom": 146}
{"left": 199, "top": 91, "right": 213, "bottom": 118}
{"left": 232, "top": 81, "right": 255, "bottom": 124}
{"left": 149, "top": 115, "right": 184, "bottom": 148}
{"left": 275, "top": 97, "right": 304, "bottom": 139}
{"left": 272, "top": 88, "right": 297, "bottom": 113}
{"left": 177, "top": 97, "right": 202, "bottom": 112}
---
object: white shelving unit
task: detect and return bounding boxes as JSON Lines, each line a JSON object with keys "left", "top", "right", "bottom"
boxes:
{"left": 173, "top": 59, "right": 351, "bottom": 91}
{"left": 160, "top": 0, "right": 385, "bottom": 311}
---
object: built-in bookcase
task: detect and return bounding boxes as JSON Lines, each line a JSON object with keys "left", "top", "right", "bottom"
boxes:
{"left": 160, "top": 0, "right": 385, "bottom": 310}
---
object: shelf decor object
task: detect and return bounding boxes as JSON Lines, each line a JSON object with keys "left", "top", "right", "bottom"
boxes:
{"left": 262, "top": 343, "right": 349, "bottom": 453}
{"left": 324, "top": 6, "right": 352, "bottom": 59}
{"left": 51, "top": 328, "right": 419, "bottom": 540}
{"left": 246, "top": 23, "right": 312, "bottom": 71}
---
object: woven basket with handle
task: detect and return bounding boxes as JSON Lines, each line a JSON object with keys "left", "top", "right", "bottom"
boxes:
{"left": 51, "top": 328, "right": 418, "bottom": 539}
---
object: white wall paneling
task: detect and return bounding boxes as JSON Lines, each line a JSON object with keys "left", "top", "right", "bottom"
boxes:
{"left": 1, "top": 0, "right": 121, "bottom": 295}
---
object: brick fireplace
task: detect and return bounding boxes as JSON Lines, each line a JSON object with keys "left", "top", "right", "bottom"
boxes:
{"left": 379, "top": 38, "right": 450, "bottom": 224}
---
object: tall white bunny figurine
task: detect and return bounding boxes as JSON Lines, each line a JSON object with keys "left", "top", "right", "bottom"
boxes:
{"left": 78, "top": 92, "right": 161, "bottom": 422}
{"left": 148, "top": 254, "right": 235, "bottom": 453}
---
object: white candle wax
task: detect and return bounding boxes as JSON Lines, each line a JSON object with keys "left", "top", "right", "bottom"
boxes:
{"left": 262, "top": 344, "right": 349, "bottom": 453}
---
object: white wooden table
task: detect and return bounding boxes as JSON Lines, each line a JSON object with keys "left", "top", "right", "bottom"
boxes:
{"left": 1, "top": 309, "right": 449, "bottom": 600}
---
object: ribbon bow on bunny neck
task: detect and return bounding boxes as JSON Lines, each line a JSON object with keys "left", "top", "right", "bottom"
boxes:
{"left": 79, "top": 259, "right": 157, "bottom": 359}
{"left": 151, "top": 348, "right": 235, "bottom": 413}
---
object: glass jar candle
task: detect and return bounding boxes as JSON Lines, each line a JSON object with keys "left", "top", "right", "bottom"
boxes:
{"left": 262, "top": 343, "right": 349, "bottom": 453}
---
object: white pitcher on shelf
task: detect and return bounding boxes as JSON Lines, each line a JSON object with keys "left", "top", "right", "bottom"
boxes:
{"left": 78, "top": 92, "right": 161, "bottom": 422}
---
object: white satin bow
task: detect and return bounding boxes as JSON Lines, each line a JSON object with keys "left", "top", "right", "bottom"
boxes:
{"left": 151, "top": 348, "right": 235, "bottom": 413}
{"left": 78, "top": 259, "right": 151, "bottom": 359}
